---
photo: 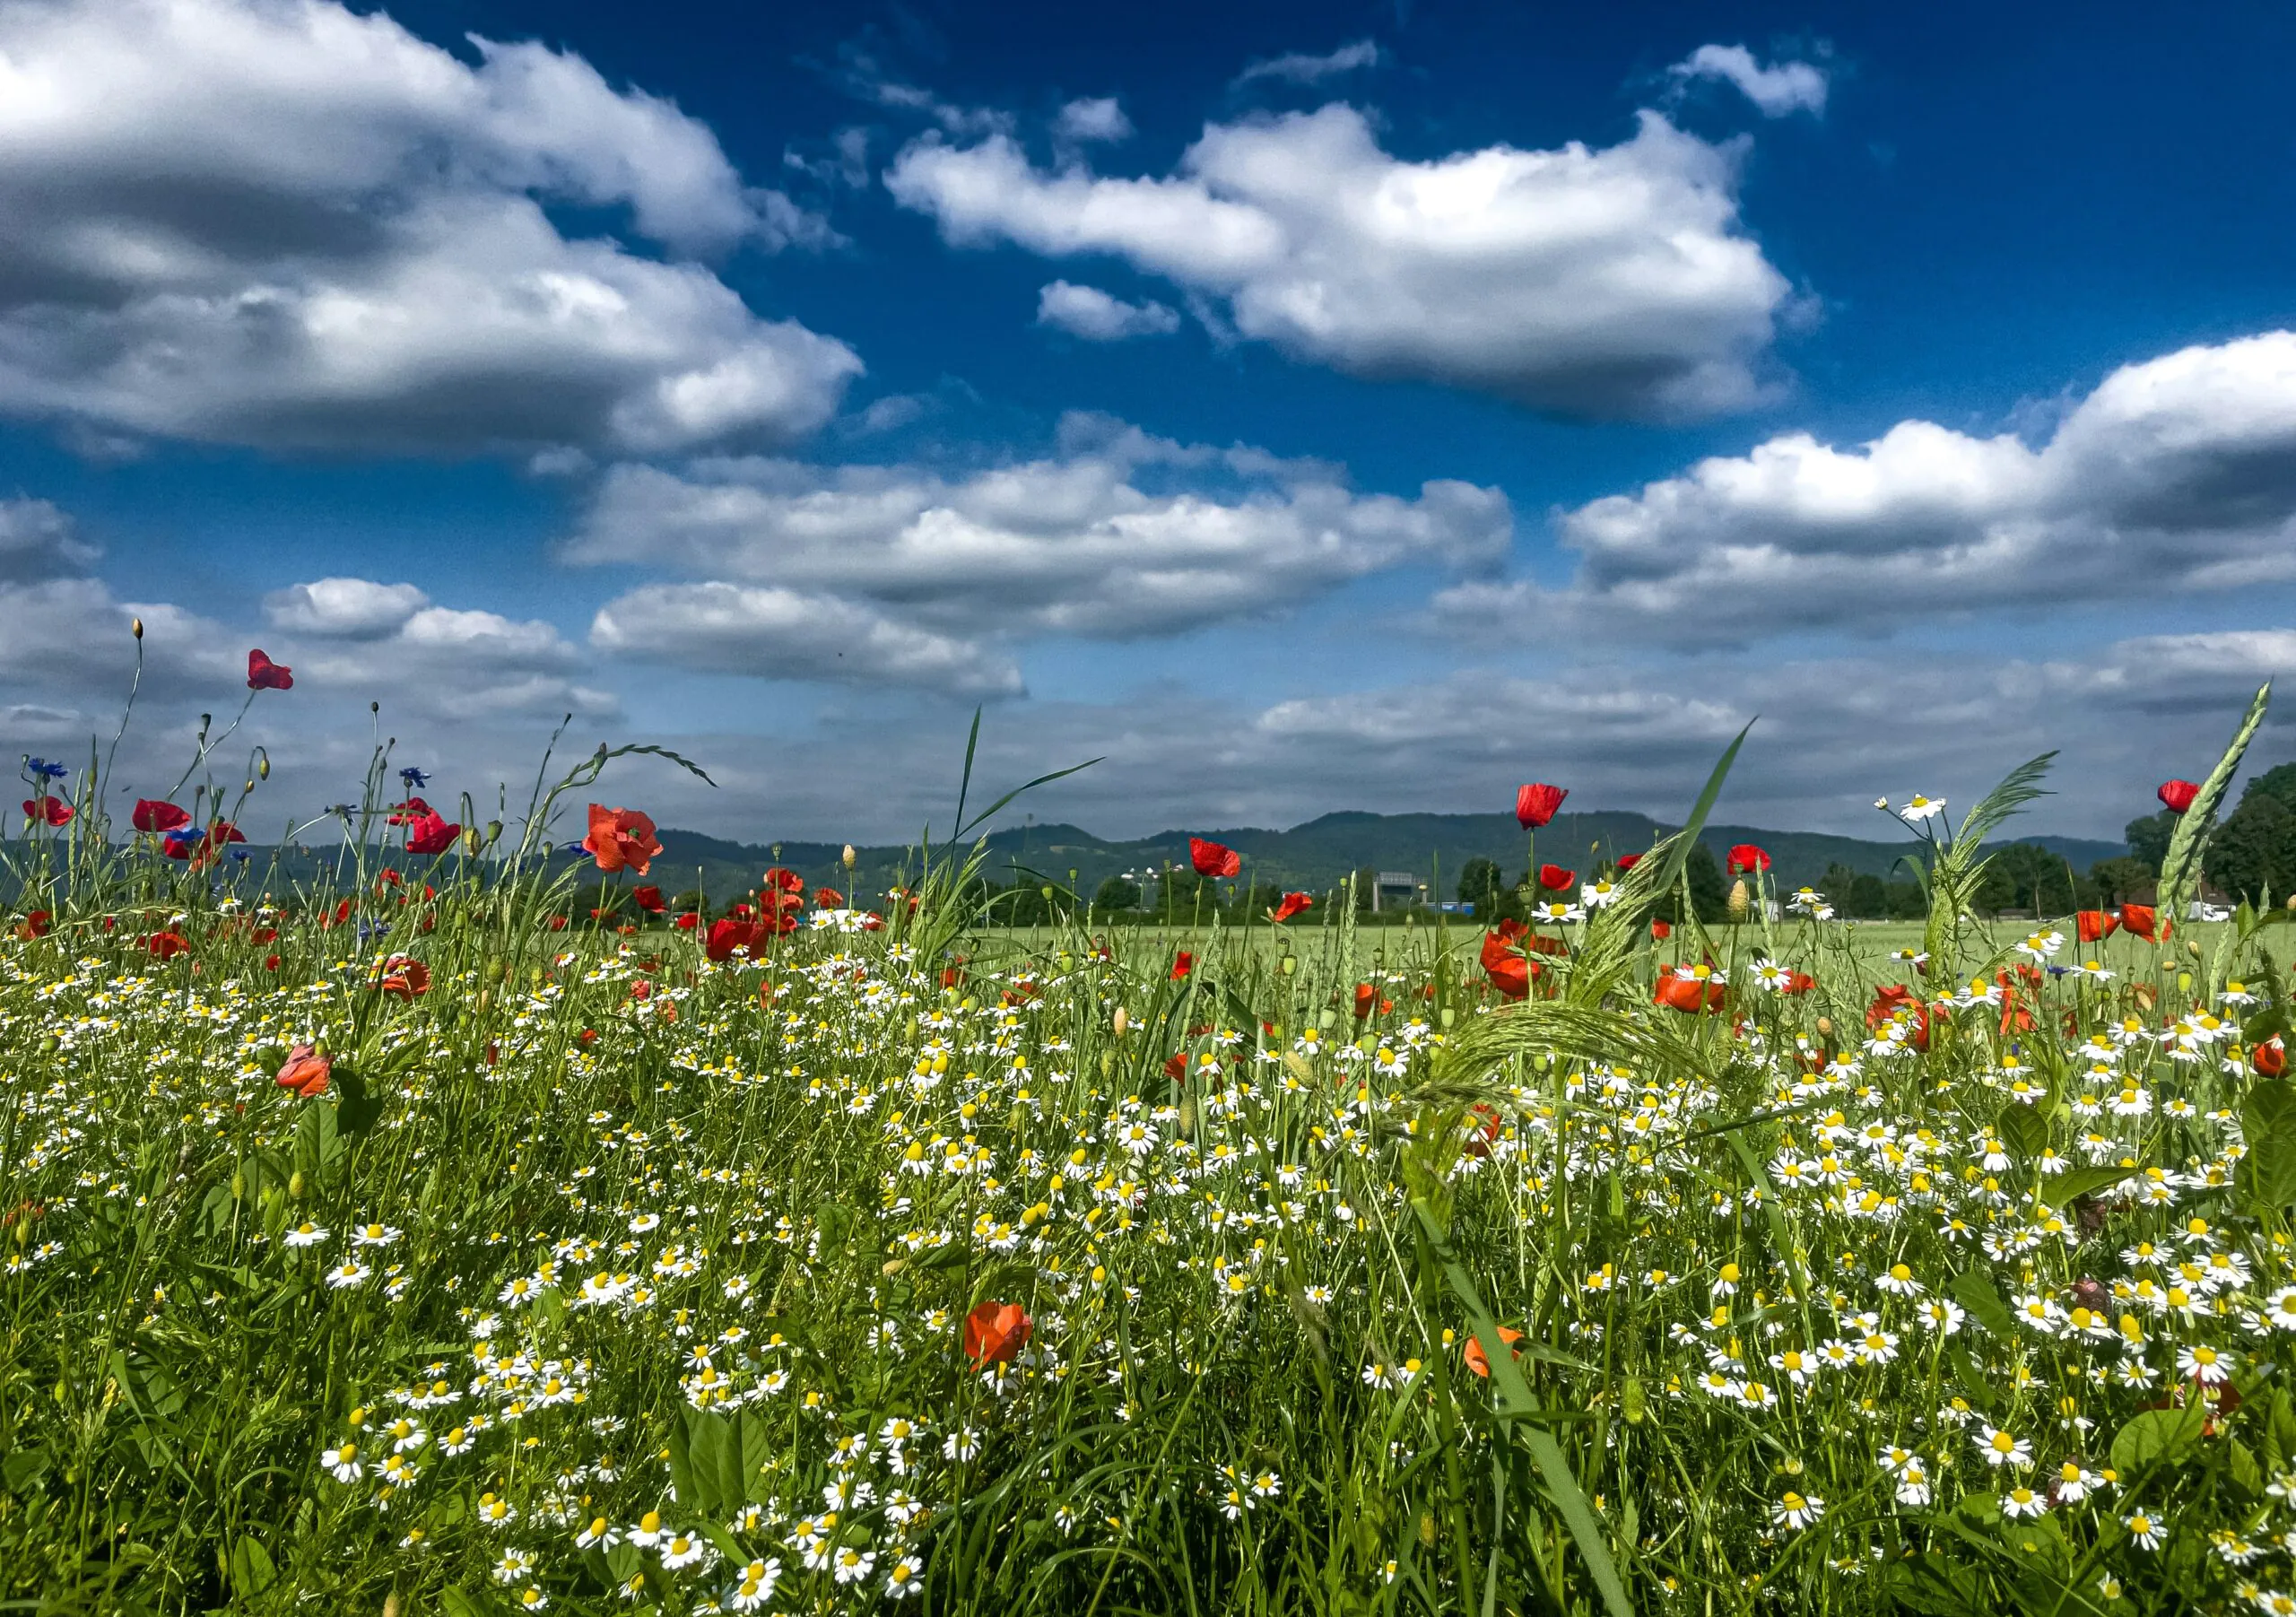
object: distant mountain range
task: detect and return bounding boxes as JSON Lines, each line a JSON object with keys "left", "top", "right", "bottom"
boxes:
{"left": 645, "top": 810, "right": 2128, "bottom": 905}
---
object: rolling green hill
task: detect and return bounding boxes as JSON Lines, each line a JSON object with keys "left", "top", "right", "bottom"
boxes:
{"left": 642, "top": 811, "right": 2126, "bottom": 908}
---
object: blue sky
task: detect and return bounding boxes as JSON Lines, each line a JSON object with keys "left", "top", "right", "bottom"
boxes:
{"left": 4, "top": 0, "right": 2295, "bottom": 844}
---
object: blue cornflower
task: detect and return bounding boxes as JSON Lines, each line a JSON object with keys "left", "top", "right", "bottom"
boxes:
{"left": 399, "top": 767, "right": 430, "bottom": 788}
{"left": 23, "top": 757, "right": 65, "bottom": 780}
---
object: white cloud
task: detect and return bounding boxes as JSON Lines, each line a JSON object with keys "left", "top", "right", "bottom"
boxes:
{"left": 0, "top": 0, "right": 861, "bottom": 455}
{"left": 588, "top": 582, "right": 1022, "bottom": 696}
{"left": 562, "top": 418, "right": 1511, "bottom": 645}
{"left": 263, "top": 578, "right": 430, "bottom": 637}
{"left": 1035, "top": 281, "right": 1180, "bottom": 342}
{"left": 886, "top": 105, "right": 1790, "bottom": 418}
{"left": 1232, "top": 39, "right": 1382, "bottom": 87}
{"left": 1668, "top": 44, "right": 1828, "bottom": 117}
{"left": 0, "top": 498, "right": 99, "bottom": 581}
{"left": 1435, "top": 330, "right": 2296, "bottom": 641}
{"left": 1053, "top": 97, "right": 1132, "bottom": 145}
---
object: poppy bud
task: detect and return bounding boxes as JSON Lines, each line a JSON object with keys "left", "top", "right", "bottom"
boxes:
{"left": 1726, "top": 879, "right": 1750, "bottom": 923}
{"left": 842, "top": 844, "right": 857, "bottom": 869}
{"left": 484, "top": 820, "right": 502, "bottom": 846}
{"left": 1815, "top": 1017, "right": 1833, "bottom": 1037}
{"left": 243, "top": 779, "right": 255, "bottom": 794}
{"left": 230, "top": 1171, "right": 245, "bottom": 1201}
{"left": 287, "top": 1171, "right": 304, "bottom": 1200}
{"left": 257, "top": 756, "right": 268, "bottom": 779}
{"left": 131, "top": 616, "right": 144, "bottom": 639}
{"left": 1112, "top": 1006, "right": 1128, "bottom": 1035}
{"left": 1281, "top": 955, "right": 1297, "bottom": 976}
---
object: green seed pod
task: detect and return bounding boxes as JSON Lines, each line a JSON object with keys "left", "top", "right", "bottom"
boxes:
{"left": 287, "top": 1170, "right": 305, "bottom": 1200}
{"left": 230, "top": 1171, "right": 246, "bottom": 1201}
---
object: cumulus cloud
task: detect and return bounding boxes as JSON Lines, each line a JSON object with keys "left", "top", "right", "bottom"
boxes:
{"left": 1035, "top": 281, "right": 1180, "bottom": 341}
{"left": 1232, "top": 39, "right": 1382, "bottom": 87}
{"left": 1668, "top": 44, "right": 1829, "bottom": 117}
{"left": 885, "top": 105, "right": 1790, "bottom": 418}
{"left": 589, "top": 582, "right": 1022, "bottom": 696}
{"left": 562, "top": 417, "right": 1511, "bottom": 650}
{"left": 263, "top": 578, "right": 430, "bottom": 637}
{"left": 0, "top": 0, "right": 861, "bottom": 455}
{"left": 1435, "top": 330, "right": 2296, "bottom": 642}
{"left": 1052, "top": 97, "right": 1132, "bottom": 145}
{"left": 0, "top": 498, "right": 99, "bottom": 581}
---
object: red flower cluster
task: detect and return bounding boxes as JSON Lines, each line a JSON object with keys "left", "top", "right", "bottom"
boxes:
{"left": 1654, "top": 975, "right": 1726, "bottom": 1013}
{"left": 21, "top": 795, "right": 72, "bottom": 826}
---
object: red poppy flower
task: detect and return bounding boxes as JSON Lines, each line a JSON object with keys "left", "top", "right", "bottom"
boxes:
{"left": 1649, "top": 918, "right": 1672, "bottom": 941}
{"left": 2118, "top": 903, "right": 2163, "bottom": 943}
{"left": 16, "top": 909, "right": 50, "bottom": 941}
{"left": 1268, "top": 891, "right": 1313, "bottom": 924}
{"left": 1516, "top": 783, "right": 1566, "bottom": 829}
{"left": 674, "top": 912, "right": 700, "bottom": 931}
{"left": 1481, "top": 921, "right": 1533, "bottom": 1000}
{"left": 1782, "top": 970, "right": 1816, "bottom": 995}
{"left": 2075, "top": 909, "right": 2118, "bottom": 943}
{"left": 632, "top": 885, "right": 665, "bottom": 914}
{"left": 405, "top": 811, "right": 460, "bottom": 856}
{"left": 132, "top": 799, "right": 189, "bottom": 833}
{"left": 706, "top": 917, "right": 764, "bottom": 961}
{"left": 1162, "top": 1051, "right": 1187, "bottom": 1081}
{"left": 245, "top": 648, "right": 293, "bottom": 691}
{"left": 1615, "top": 853, "right": 1641, "bottom": 873}
{"left": 2256, "top": 1038, "right": 2287, "bottom": 1078}
{"left": 1654, "top": 976, "right": 1726, "bottom": 1013}
{"left": 762, "top": 867, "right": 805, "bottom": 897}
{"left": 815, "top": 886, "right": 845, "bottom": 908}
{"left": 274, "top": 1043, "right": 330, "bottom": 1098}
{"left": 584, "top": 804, "right": 663, "bottom": 876}
{"left": 1866, "top": 984, "right": 1933, "bottom": 1052}
{"left": 22, "top": 795, "right": 71, "bottom": 826}
{"left": 962, "top": 1300, "right": 1033, "bottom": 1366}
{"left": 2158, "top": 778, "right": 2201, "bottom": 814}
{"left": 263, "top": 953, "right": 282, "bottom": 972}
{"left": 145, "top": 930, "right": 189, "bottom": 959}
{"left": 1170, "top": 951, "right": 1194, "bottom": 980}
{"left": 1538, "top": 863, "right": 1576, "bottom": 891}
{"left": 208, "top": 821, "right": 245, "bottom": 845}
{"left": 1462, "top": 1326, "right": 1525, "bottom": 1378}
{"left": 378, "top": 958, "right": 430, "bottom": 999}
{"left": 1352, "top": 982, "right": 1377, "bottom": 1019}
{"left": 1189, "top": 838, "right": 1240, "bottom": 879}
{"left": 547, "top": 915, "right": 569, "bottom": 931}
{"left": 1726, "top": 844, "right": 1770, "bottom": 874}
{"left": 386, "top": 796, "right": 431, "bottom": 826}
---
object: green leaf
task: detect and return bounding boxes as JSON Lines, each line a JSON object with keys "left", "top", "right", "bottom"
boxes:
{"left": 2039, "top": 1165, "right": 2132, "bottom": 1208}
{"left": 2109, "top": 1403, "right": 2206, "bottom": 1476}
{"left": 2239, "top": 1082, "right": 2296, "bottom": 1212}
{"left": 1995, "top": 1103, "right": 2048, "bottom": 1162}
{"left": 439, "top": 1590, "right": 488, "bottom": 1617}
{"left": 2158, "top": 682, "right": 2272, "bottom": 926}
{"left": 228, "top": 1535, "right": 278, "bottom": 1598}
{"left": 1948, "top": 1268, "right": 2018, "bottom": 1341}
{"left": 333, "top": 1065, "right": 383, "bottom": 1137}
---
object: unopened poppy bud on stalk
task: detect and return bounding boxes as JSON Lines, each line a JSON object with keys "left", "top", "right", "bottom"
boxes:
{"left": 842, "top": 844, "right": 856, "bottom": 869}
{"left": 1111, "top": 1007, "right": 1128, "bottom": 1035}
{"left": 1727, "top": 879, "right": 1751, "bottom": 923}
{"left": 131, "top": 616, "right": 144, "bottom": 639}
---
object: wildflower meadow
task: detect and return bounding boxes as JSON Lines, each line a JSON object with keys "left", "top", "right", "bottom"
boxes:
{"left": 10, "top": 652, "right": 2296, "bottom": 1617}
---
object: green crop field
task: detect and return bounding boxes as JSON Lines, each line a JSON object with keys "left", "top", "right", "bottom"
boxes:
{"left": 4, "top": 693, "right": 2295, "bottom": 1616}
